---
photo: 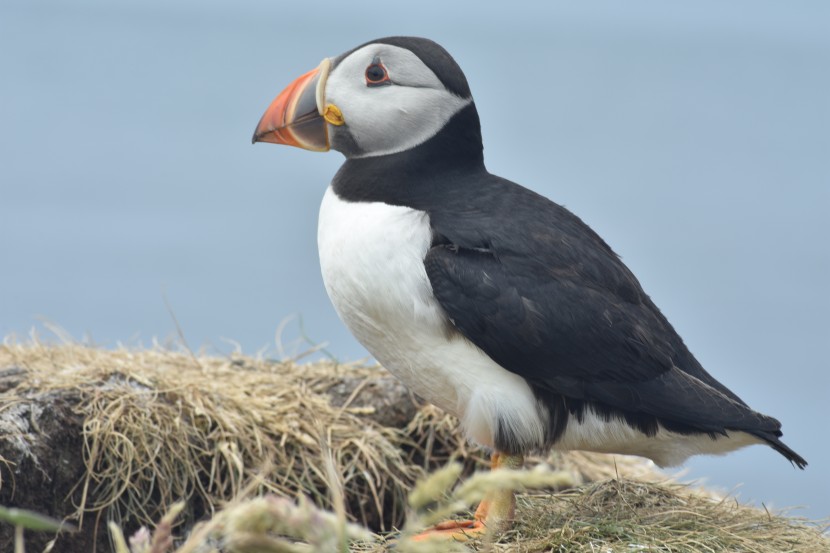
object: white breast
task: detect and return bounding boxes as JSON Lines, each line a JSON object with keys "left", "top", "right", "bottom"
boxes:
{"left": 317, "top": 186, "right": 546, "bottom": 451}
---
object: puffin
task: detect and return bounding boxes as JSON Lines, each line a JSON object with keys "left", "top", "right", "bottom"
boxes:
{"left": 253, "top": 36, "right": 806, "bottom": 538}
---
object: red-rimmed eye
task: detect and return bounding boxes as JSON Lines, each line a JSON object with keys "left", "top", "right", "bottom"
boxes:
{"left": 365, "top": 57, "right": 390, "bottom": 87}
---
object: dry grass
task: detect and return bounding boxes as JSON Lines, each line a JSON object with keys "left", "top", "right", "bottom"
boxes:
{"left": 0, "top": 340, "right": 424, "bottom": 533}
{"left": 505, "top": 479, "right": 827, "bottom": 552}
{"left": 110, "top": 468, "right": 827, "bottom": 553}
{"left": 0, "top": 340, "right": 826, "bottom": 553}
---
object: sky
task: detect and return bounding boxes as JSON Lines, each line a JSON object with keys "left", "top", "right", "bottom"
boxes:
{"left": 1, "top": 0, "right": 828, "bottom": 520}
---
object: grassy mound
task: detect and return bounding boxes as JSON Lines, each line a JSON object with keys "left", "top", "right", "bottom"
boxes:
{"left": 149, "top": 476, "right": 824, "bottom": 553}
{"left": 0, "top": 340, "right": 825, "bottom": 552}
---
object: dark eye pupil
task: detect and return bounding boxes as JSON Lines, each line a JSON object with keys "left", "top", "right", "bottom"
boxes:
{"left": 367, "top": 65, "right": 385, "bottom": 82}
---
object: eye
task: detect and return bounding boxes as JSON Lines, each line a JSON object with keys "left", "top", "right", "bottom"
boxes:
{"left": 365, "top": 57, "right": 391, "bottom": 87}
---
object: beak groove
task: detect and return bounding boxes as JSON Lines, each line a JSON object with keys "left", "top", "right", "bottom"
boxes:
{"left": 252, "top": 58, "right": 332, "bottom": 151}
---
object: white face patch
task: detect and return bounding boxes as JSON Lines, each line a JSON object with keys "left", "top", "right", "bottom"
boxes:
{"left": 324, "top": 44, "right": 471, "bottom": 158}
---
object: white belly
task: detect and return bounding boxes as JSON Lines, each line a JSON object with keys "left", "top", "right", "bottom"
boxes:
{"left": 554, "top": 406, "right": 762, "bottom": 467}
{"left": 317, "top": 186, "right": 546, "bottom": 451}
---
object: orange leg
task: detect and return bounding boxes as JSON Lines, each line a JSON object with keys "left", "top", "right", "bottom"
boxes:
{"left": 410, "top": 452, "right": 524, "bottom": 542}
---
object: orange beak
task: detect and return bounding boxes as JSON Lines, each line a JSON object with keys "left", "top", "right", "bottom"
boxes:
{"left": 252, "top": 59, "right": 331, "bottom": 151}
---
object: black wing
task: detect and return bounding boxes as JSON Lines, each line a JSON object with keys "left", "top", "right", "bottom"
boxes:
{"left": 424, "top": 175, "right": 803, "bottom": 464}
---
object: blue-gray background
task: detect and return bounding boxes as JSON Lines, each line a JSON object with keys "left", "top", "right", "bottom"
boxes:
{"left": 2, "top": 0, "right": 828, "bottom": 521}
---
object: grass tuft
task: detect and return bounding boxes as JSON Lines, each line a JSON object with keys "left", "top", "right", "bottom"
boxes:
{"left": 0, "top": 340, "right": 423, "bottom": 533}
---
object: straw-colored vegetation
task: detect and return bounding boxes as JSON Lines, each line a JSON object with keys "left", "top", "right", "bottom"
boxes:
{"left": 0, "top": 339, "right": 826, "bottom": 552}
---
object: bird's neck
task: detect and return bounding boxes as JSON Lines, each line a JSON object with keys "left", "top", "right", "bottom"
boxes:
{"left": 332, "top": 103, "right": 487, "bottom": 207}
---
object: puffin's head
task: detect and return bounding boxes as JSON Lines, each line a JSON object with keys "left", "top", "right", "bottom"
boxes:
{"left": 252, "top": 37, "right": 474, "bottom": 158}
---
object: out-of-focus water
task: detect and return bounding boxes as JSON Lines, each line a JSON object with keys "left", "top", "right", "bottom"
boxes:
{"left": 1, "top": 0, "right": 828, "bottom": 520}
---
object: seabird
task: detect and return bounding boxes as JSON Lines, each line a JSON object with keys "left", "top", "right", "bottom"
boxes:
{"left": 252, "top": 36, "right": 806, "bottom": 538}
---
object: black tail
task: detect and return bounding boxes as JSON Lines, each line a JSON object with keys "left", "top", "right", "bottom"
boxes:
{"left": 753, "top": 431, "right": 808, "bottom": 469}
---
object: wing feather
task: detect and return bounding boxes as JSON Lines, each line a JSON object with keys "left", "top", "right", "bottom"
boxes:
{"left": 424, "top": 183, "right": 783, "bottom": 436}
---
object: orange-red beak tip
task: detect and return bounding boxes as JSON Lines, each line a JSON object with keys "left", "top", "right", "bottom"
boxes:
{"left": 252, "top": 64, "right": 330, "bottom": 151}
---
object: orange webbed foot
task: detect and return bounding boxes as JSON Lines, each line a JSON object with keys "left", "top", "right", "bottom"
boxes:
{"left": 409, "top": 518, "right": 487, "bottom": 542}
{"left": 408, "top": 452, "right": 523, "bottom": 542}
